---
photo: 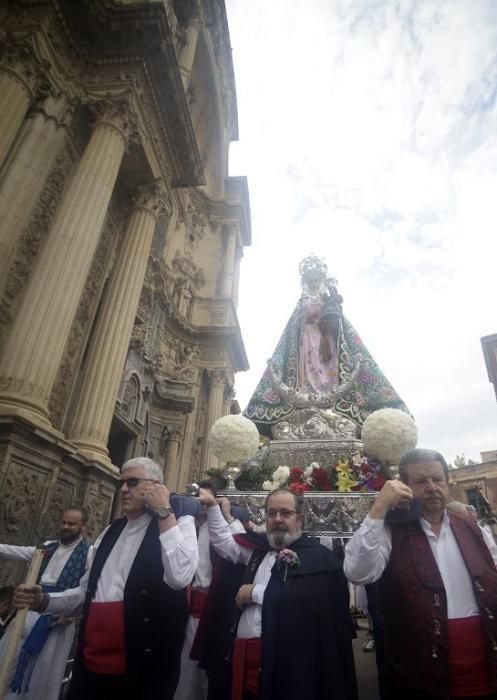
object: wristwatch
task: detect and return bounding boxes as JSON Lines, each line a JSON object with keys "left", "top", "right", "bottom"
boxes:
{"left": 155, "top": 505, "right": 173, "bottom": 520}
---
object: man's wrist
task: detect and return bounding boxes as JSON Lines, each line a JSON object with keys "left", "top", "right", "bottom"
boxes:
{"left": 35, "top": 592, "right": 50, "bottom": 612}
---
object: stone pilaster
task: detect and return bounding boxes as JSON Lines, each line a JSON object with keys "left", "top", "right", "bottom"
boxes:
{"left": 0, "top": 98, "right": 135, "bottom": 428}
{"left": 222, "top": 226, "right": 238, "bottom": 297}
{"left": 68, "top": 179, "right": 169, "bottom": 463}
{"left": 204, "top": 369, "right": 228, "bottom": 472}
{"left": 0, "top": 95, "right": 70, "bottom": 292}
{"left": 232, "top": 246, "right": 242, "bottom": 308}
{"left": 0, "top": 39, "right": 47, "bottom": 169}
{"left": 178, "top": 18, "right": 200, "bottom": 89}
{"left": 164, "top": 430, "right": 182, "bottom": 490}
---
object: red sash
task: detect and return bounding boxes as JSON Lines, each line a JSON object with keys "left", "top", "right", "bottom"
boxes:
{"left": 448, "top": 616, "right": 493, "bottom": 696}
{"left": 231, "top": 637, "right": 261, "bottom": 700}
{"left": 83, "top": 601, "right": 125, "bottom": 674}
{"left": 190, "top": 589, "right": 208, "bottom": 619}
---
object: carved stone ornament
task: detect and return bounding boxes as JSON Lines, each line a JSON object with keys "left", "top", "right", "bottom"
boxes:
{"left": 208, "top": 368, "right": 228, "bottom": 387}
{"left": 0, "top": 35, "right": 51, "bottom": 98}
{"left": 133, "top": 179, "right": 172, "bottom": 219}
{"left": 171, "top": 250, "right": 205, "bottom": 290}
{"left": 88, "top": 95, "right": 141, "bottom": 146}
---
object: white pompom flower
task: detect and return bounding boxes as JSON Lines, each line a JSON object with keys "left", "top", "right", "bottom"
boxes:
{"left": 208, "top": 415, "right": 260, "bottom": 463}
{"left": 361, "top": 408, "right": 417, "bottom": 464}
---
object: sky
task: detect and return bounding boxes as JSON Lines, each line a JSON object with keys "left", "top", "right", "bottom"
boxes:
{"left": 225, "top": 0, "right": 497, "bottom": 464}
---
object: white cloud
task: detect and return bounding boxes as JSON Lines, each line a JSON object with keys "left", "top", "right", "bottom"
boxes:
{"left": 227, "top": 0, "right": 497, "bottom": 463}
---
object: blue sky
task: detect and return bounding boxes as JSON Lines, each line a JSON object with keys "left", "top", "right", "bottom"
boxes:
{"left": 226, "top": 0, "right": 497, "bottom": 463}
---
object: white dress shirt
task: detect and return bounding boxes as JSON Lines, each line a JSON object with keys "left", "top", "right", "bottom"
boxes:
{"left": 207, "top": 505, "right": 275, "bottom": 639}
{"left": 344, "top": 513, "right": 497, "bottom": 619}
{"left": 47, "top": 513, "right": 198, "bottom": 616}
{"left": 193, "top": 518, "right": 246, "bottom": 591}
{"left": 0, "top": 538, "right": 93, "bottom": 585}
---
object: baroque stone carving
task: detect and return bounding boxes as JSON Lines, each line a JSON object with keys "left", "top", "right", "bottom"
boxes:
{"left": 153, "top": 336, "right": 199, "bottom": 383}
{"left": 133, "top": 178, "right": 172, "bottom": 219}
{"left": 88, "top": 95, "right": 141, "bottom": 146}
{"left": 49, "top": 211, "right": 121, "bottom": 425}
{"left": 0, "top": 34, "right": 51, "bottom": 98}
{"left": 0, "top": 464, "right": 47, "bottom": 539}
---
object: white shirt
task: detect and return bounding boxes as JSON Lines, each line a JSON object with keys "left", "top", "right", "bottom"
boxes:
{"left": 344, "top": 513, "right": 497, "bottom": 619}
{"left": 207, "top": 505, "right": 274, "bottom": 639}
{"left": 0, "top": 538, "right": 92, "bottom": 585}
{"left": 193, "top": 518, "right": 246, "bottom": 591}
{"left": 47, "top": 514, "right": 198, "bottom": 616}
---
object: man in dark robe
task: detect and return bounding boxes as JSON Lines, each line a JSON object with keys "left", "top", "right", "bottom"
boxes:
{"left": 199, "top": 486, "right": 358, "bottom": 700}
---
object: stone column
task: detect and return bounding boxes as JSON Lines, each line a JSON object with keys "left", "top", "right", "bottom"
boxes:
{"left": 178, "top": 18, "right": 200, "bottom": 89}
{"left": 164, "top": 430, "right": 182, "bottom": 490}
{"left": 68, "top": 180, "right": 169, "bottom": 462}
{"left": 223, "top": 384, "right": 235, "bottom": 417}
{"left": 232, "top": 247, "right": 242, "bottom": 308}
{"left": 204, "top": 369, "right": 228, "bottom": 472}
{"left": 222, "top": 226, "right": 238, "bottom": 297}
{"left": 0, "top": 94, "right": 70, "bottom": 291}
{"left": 0, "top": 97, "right": 135, "bottom": 428}
{"left": 0, "top": 39, "right": 45, "bottom": 169}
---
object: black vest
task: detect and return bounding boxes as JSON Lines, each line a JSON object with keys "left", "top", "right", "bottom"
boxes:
{"left": 78, "top": 517, "right": 188, "bottom": 680}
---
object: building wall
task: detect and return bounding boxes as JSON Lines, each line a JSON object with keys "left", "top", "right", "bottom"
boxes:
{"left": 0, "top": 0, "right": 250, "bottom": 577}
{"left": 449, "top": 453, "right": 497, "bottom": 520}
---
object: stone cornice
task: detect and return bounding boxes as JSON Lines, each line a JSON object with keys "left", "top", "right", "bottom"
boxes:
{"left": 44, "top": 0, "right": 204, "bottom": 187}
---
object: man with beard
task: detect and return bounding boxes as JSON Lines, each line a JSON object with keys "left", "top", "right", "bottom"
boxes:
{"left": 198, "top": 486, "right": 357, "bottom": 700}
{"left": 0, "top": 506, "right": 91, "bottom": 700}
{"left": 345, "top": 448, "right": 497, "bottom": 700}
{"left": 13, "top": 457, "right": 198, "bottom": 700}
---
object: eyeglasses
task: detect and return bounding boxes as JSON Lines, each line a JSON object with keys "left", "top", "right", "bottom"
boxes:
{"left": 266, "top": 508, "right": 298, "bottom": 519}
{"left": 118, "top": 478, "right": 156, "bottom": 490}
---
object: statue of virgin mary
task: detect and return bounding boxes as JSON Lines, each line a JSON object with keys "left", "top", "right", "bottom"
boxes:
{"left": 244, "top": 255, "right": 409, "bottom": 438}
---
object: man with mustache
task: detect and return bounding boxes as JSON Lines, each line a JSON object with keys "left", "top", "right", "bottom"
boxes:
{"left": 198, "top": 486, "right": 357, "bottom": 700}
{"left": 345, "top": 448, "right": 497, "bottom": 700}
{"left": 0, "top": 506, "right": 91, "bottom": 700}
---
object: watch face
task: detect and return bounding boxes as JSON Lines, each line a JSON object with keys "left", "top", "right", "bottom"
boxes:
{"left": 156, "top": 505, "right": 172, "bottom": 519}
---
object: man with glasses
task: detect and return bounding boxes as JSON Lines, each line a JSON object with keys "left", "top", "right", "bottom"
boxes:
{"left": 14, "top": 457, "right": 198, "bottom": 700}
{"left": 198, "top": 486, "right": 357, "bottom": 700}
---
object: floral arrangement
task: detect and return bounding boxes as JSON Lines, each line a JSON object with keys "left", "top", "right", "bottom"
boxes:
{"left": 276, "top": 548, "right": 301, "bottom": 581}
{"left": 208, "top": 414, "right": 260, "bottom": 463}
{"left": 262, "top": 465, "right": 290, "bottom": 492}
{"left": 361, "top": 408, "right": 417, "bottom": 464}
{"left": 262, "top": 451, "right": 388, "bottom": 493}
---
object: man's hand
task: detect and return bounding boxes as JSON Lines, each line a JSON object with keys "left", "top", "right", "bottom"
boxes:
{"left": 218, "top": 497, "right": 234, "bottom": 523}
{"left": 56, "top": 616, "right": 74, "bottom": 627}
{"left": 141, "top": 483, "right": 171, "bottom": 510}
{"left": 198, "top": 487, "right": 217, "bottom": 508}
{"left": 369, "top": 479, "right": 413, "bottom": 520}
{"left": 235, "top": 584, "right": 254, "bottom": 609}
{"left": 13, "top": 584, "right": 43, "bottom": 610}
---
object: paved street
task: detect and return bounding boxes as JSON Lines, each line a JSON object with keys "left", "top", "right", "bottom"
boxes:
{"left": 353, "top": 627, "right": 380, "bottom": 700}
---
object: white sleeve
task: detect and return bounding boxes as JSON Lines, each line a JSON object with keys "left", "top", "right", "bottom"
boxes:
{"left": 159, "top": 515, "right": 199, "bottom": 590}
{"left": 207, "top": 505, "right": 251, "bottom": 565}
{"left": 343, "top": 516, "right": 392, "bottom": 584}
{"left": 46, "top": 569, "right": 89, "bottom": 616}
{"left": 480, "top": 525, "right": 497, "bottom": 568}
{"left": 0, "top": 544, "right": 36, "bottom": 562}
{"left": 229, "top": 519, "right": 246, "bottom": 535}
{"left": 251, "top": 583, "right": 267, "bottom": 605}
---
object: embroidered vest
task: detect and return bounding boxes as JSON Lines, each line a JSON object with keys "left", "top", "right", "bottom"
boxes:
{"left": 378, "top": 513, "right": 497, "bottom": 698}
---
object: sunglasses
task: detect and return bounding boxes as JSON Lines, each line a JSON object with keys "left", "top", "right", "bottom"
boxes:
{"left": 118, "top": 477, "right": 156, "bottom": 490}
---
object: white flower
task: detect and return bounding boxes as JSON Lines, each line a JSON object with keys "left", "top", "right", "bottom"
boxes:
{"left": 361, "top": 409, "right": 417, "bottom": 464}
{"left": 262, "top": 480, "right": 274, "bottom": 491}
{"left": 208, "top": 415, "right": 260, "bottom": 463}
{"left": 304, "top": 462, "right": 319, "bottom": 477}
{"left": 271, "top": 465, "right": 290, "bottom": 485}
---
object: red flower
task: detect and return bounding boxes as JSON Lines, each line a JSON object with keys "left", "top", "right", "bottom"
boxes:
{"left": 289, "top": 467, "right": 304, "bottom": 483}
{"left": 289, "top": 481, "right": 310, "bottom": 494}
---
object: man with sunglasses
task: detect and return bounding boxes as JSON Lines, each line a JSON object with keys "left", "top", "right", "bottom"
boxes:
{"left": 198, "top": 486, "right": 357, "bottom": 700}
{"left": 13, "top": 457, "right": 198, "bottom": 700}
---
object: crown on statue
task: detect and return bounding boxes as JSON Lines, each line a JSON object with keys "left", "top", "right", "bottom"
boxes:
{"left": 298, "top": 254, "right": 328, "bottom": 281}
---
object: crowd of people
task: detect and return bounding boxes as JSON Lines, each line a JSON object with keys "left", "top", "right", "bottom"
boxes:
{"left": 1, "top": 448, "right": 497, "bottom": 700}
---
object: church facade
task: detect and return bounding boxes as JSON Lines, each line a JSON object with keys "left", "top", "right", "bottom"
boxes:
{"left": 0, "top": 0, "right": 250, "bottom": 557}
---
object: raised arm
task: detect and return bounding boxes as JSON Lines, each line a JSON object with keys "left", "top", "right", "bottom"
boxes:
{"left": 199, "top": 489, "right": 251, "bottom": 565}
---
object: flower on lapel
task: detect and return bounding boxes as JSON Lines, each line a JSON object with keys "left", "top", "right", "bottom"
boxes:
{"left": 276, "top": 548, "right": 301, "bottom": 581}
